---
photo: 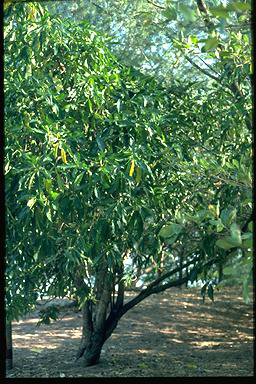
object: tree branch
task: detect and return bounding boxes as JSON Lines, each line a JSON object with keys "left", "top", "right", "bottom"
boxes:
{"left": 120, "top": 254, "right": 201, "bottom": 316}
{"left": 184, "top": 54, "right": 220, "bottom": 82}
{"left": 198, "top": 56, "right": 220, "bottom": 76}
{"left": 147, "top": 0, "right": 165, "bottom": 10}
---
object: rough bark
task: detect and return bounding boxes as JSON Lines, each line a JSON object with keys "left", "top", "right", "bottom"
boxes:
{"left": 76, "top": 259, "right": 113, "bottom": 367}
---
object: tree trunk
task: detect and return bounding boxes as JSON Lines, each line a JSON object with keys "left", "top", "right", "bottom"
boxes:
{"left": 185, "top": 267, "right": 189, "bottom": 288}
{"left": 5, "top": 321, "right": 13, "bottom": 370}
{"left": 76, "top": 260, "right": 114, "bottom": 367}
{"left": 178, "top": 254, "right": 183, "bottom": 289}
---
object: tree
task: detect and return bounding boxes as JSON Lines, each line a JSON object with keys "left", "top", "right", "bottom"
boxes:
{"left": 5, "top": 1, "right": 252, "bottom": 368}
{"left": 45, "top": 1, "right": 252, "bottom": 84}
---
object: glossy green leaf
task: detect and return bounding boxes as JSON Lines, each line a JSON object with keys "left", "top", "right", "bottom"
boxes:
{"left": 220, "top": 208, "right": 237, "bottom": 227}
{"left": 159, "top": 223, "right": 182, "bottom": 238}
{"left": 216, "top": 237, "right": 241, "bottom": 250}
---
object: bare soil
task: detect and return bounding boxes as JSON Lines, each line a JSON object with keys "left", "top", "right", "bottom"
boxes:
{"left": 6, "top": 286, "right": 254, "bottom": 377}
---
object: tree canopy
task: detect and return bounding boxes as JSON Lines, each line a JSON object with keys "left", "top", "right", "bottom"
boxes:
{"left": 4, "top": 0, "right": 252, "bottom": 367}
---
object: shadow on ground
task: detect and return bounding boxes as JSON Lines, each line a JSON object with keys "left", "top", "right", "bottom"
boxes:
{"left": 6, "top": 287, "right": 253, "bottom": 377}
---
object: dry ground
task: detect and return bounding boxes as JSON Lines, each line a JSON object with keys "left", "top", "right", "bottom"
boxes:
{"left": 6, "top": 286, "right": 254, "bottom": 377}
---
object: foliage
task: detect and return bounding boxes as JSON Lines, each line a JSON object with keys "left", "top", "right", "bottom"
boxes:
{"left": 4, "top": 0, "right": 252, "bottom": 367}
{"left": 45, "top": 0, "right": 252, "bottom": 84}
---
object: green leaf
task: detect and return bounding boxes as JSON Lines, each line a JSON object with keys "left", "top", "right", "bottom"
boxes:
{"left": 46, "top": 207, "right": 52, "bottom": 222}
{"left": 116, "top": 99, "right": 121, "bottom": 112}
{"left": 179, "top": 4, "right": 195, "bottom": 21}
{"left": 248, "top": 221, "right": 253, "bottom": 232}
{"left": 226, "top": 3, "right": 251, "bottom": 12}
{"left": 210, "top": 5, "right": 230, "bottom": 18}
{"left": 140, "top": 206, "right": 153, "bottom": 220}
{"left": 159, "top": 222, "right": 182, "bottom": 238}
{"left": 241, "top": 236, "right": 252, "bottom": 249}
{"left": 88, "top": 99, "right": 93, "bottom": 113}
{"left": 74, "top": 173, "right": 84, "bottom": 187}
{"left": 44, "top": 179, "right": 52, "bottom": 193}
{"left": 96, "top": 135, "right": 105, "bottom": 151}
{"left": 135, "top": 165, "right": 142, "bottom": 184}
{"left": 94, "top": 186, "right": 99, "bottom": 198}
{"left": 230, "top": 223, "right": 241, "bottom": 244}
{"left": 165, "top": 234, "right": 179, "bottom": 245}
{"left": 204, "top": 37, "right": 219, "bottom": 51}
{"left": 28, "top": 172, "right": 36, "bottom": 190}
{"left": 162, "top": 6, "right": 177, "bottom": 20}
{"left": 133, "top": 211, "right": 144, "bottom": 239}
{"left": 220, "top": 207, "right": 236, "bottom": 227}
{"left": 56, "top": 173, "right": 64, "bottom": 192}
{"left": 216, "top": 237, "right": 241, "bottom": 250}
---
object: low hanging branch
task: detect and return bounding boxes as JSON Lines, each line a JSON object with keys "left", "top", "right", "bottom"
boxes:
{"left": 105, "top": 252, "right": 204, "bottom": 333}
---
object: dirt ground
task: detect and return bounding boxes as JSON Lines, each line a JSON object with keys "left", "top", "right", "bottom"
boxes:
{"left": 6, "top": 286, "right": 254, "bottom": 377}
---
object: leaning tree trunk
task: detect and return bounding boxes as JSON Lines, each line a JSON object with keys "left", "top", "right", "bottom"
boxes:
{"left": 5, "top": 321, "right": 13, "bottom": 370}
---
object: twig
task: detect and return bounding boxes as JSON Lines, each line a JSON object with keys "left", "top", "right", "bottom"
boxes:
{"left": 198, "top": 56, "right": 221, "bottom": 76}
{"left": 184, "top": 55, "right": 220, "bottom": 82}
{"left": 147, "top": 0, "right": 165, "bottom": 10}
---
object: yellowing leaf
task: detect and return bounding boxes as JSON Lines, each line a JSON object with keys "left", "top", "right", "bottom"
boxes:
{"left": 53, "top": 143, "right": 59, "bottom": 158}
{"left": 129, "top": 160, "right": 135, "bottom": 176}
{"left": 61, "top": 148, "right": 67, "bottom": 164}
{"left": 4, "top": 1, "right": 12, "bottom": 11}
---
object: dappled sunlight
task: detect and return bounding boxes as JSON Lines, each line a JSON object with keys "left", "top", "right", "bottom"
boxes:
{"left": 191, "top": 341, "right": 230, "bottom": 348}
{"left": 171, "top": 338, "right": 184, "bottom": 344}
{"left": 137, "top": 349, "right": 151, "bottom": 354}
{"left": 159, "top": 328, "right": 177, "bottom": 335}
{"left": 8, "top": 287, "right": 253, "bottom": 378}
{"left": 13, "top": 318, "right": 39, "bottom": 325}
{"left": 13, "top": 344, "right": 58, "bottom": 350}
{"left": 13, "top": 334, "right": 42, "bottom": 340}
